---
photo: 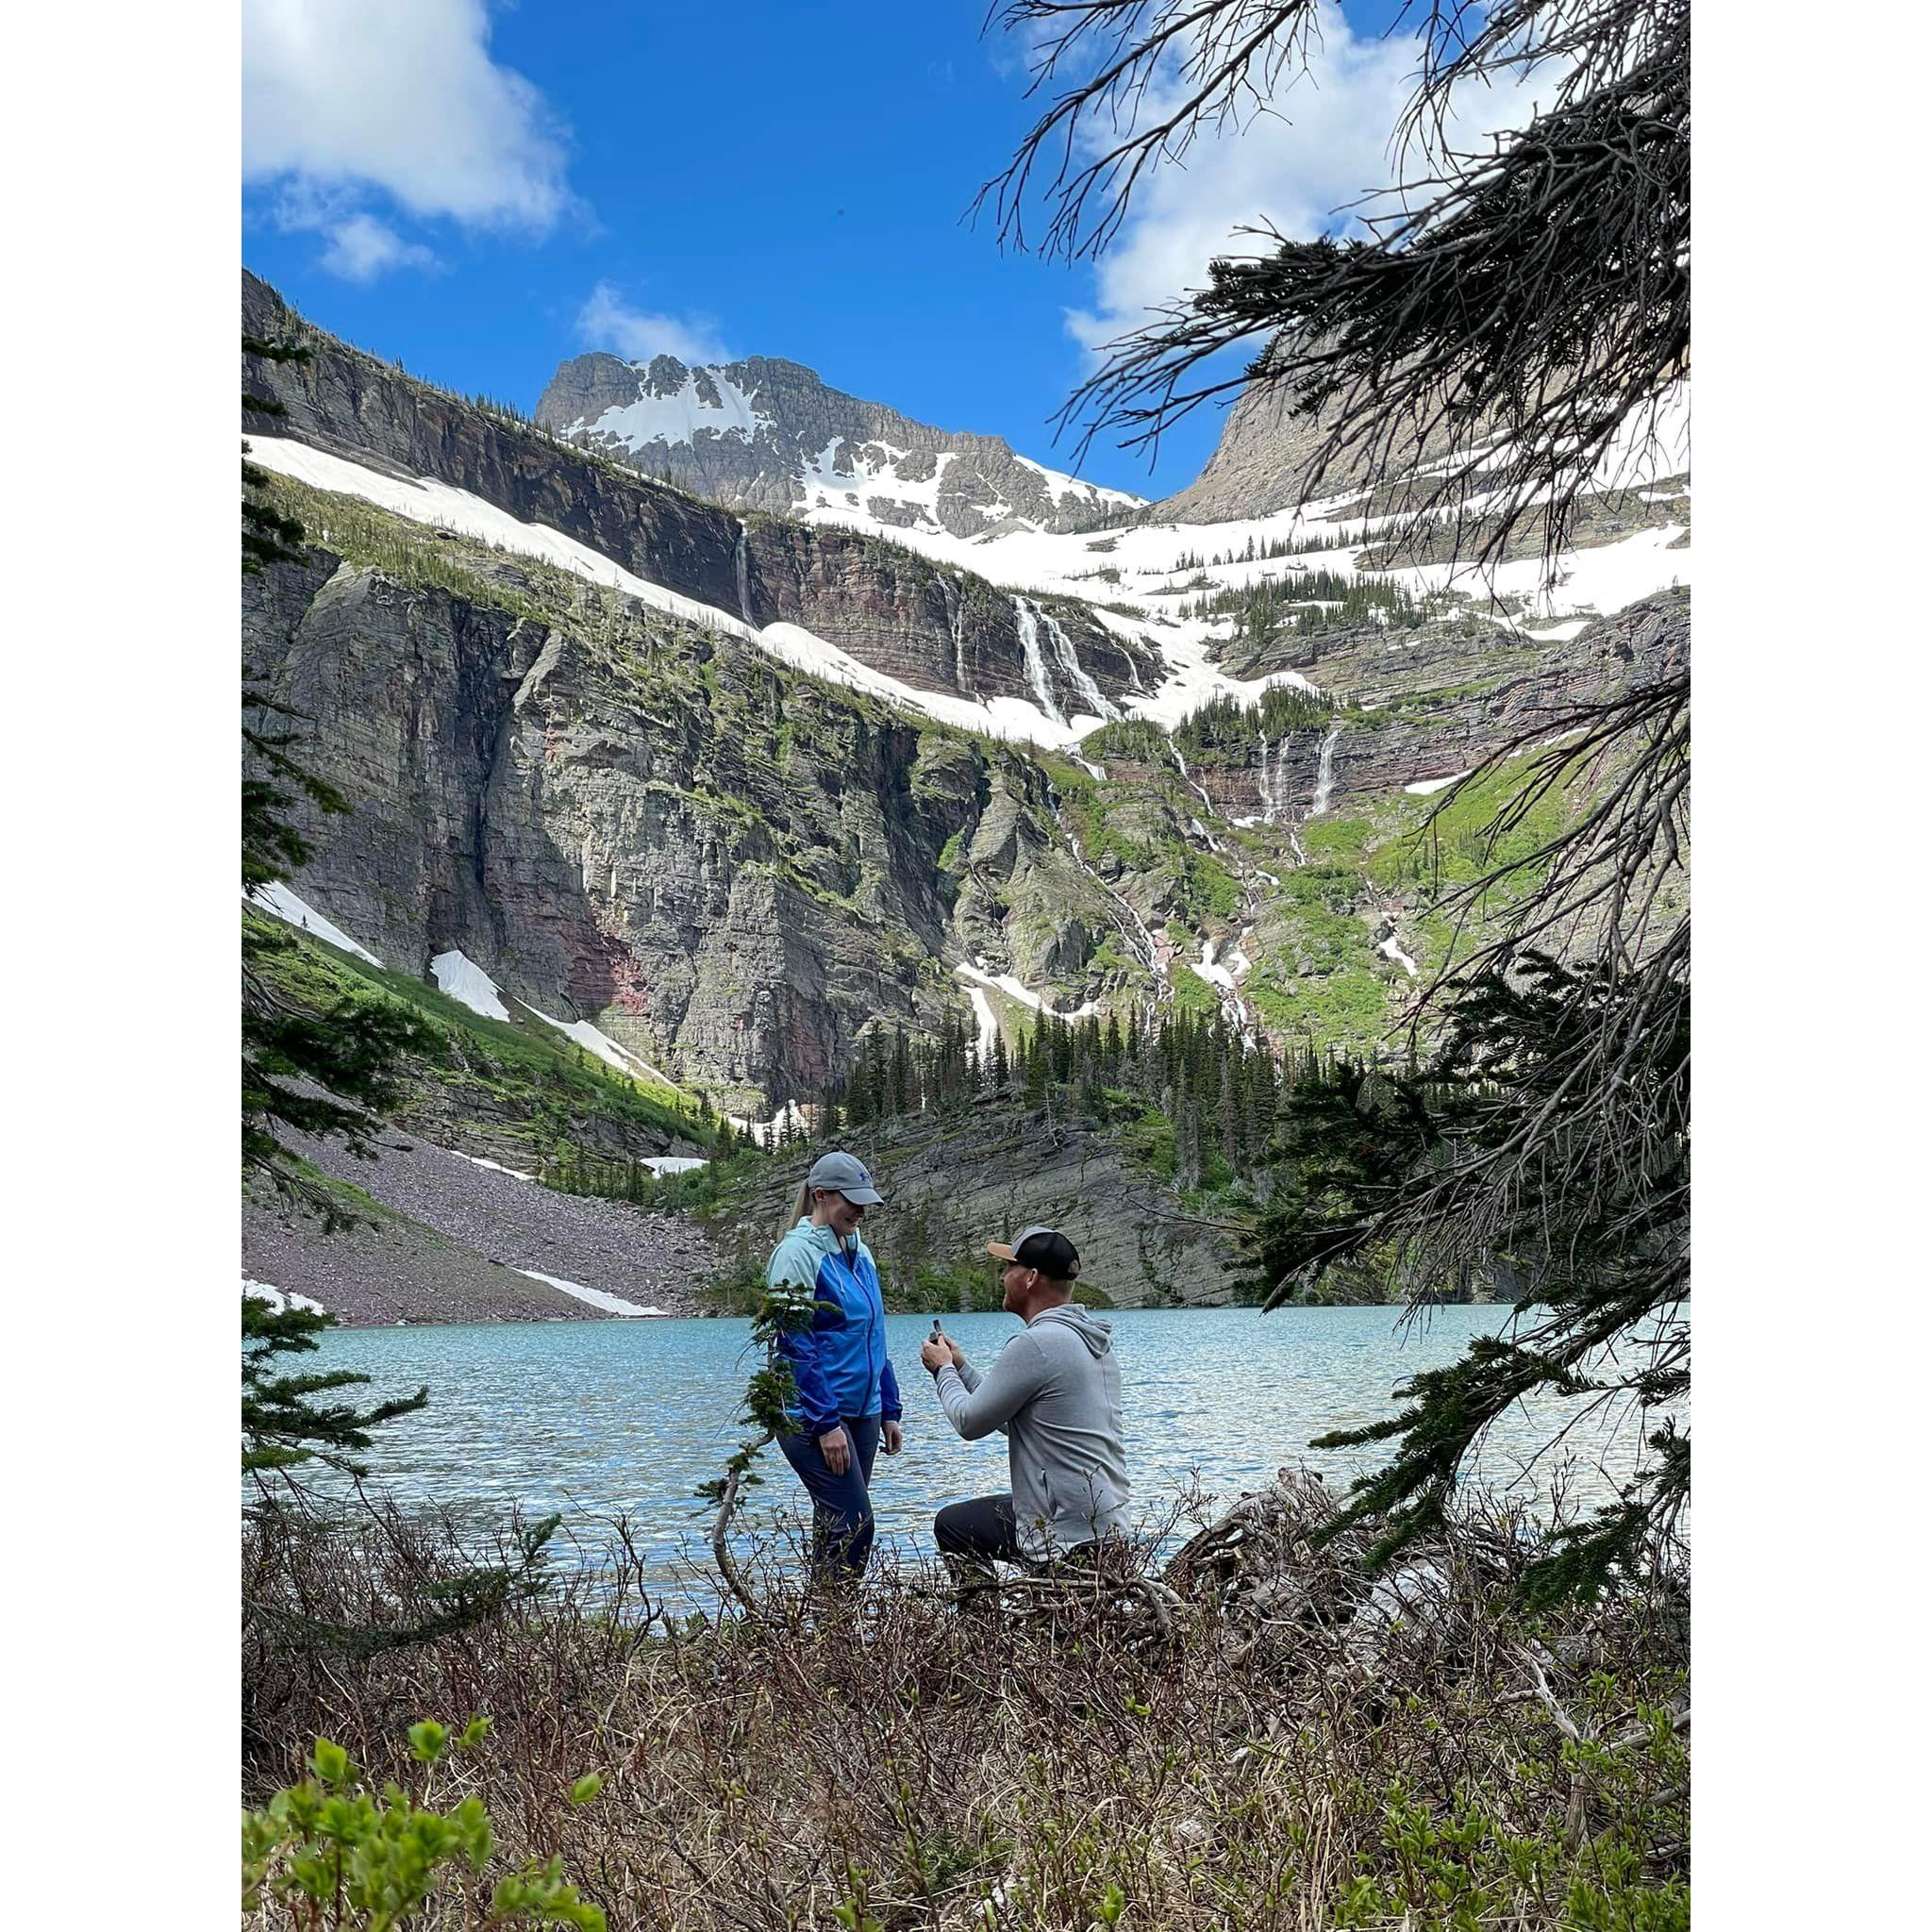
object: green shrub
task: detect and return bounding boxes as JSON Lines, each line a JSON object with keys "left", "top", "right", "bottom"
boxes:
{"left": 242, "top": 1718, "right": 607, "bottom": 1931}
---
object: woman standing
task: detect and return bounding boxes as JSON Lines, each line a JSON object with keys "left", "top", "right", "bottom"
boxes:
{"left": 766, "top": 1149, "right": 904, "bottom": 1587}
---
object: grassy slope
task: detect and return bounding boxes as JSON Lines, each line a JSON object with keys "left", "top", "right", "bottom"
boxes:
{"left": 247, "top": 905, "right": 712, "bottom": 1163}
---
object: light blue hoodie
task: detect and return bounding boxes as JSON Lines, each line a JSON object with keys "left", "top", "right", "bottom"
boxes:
{"left": 766, "top": 1218, "right": 903, "bottom": 1437}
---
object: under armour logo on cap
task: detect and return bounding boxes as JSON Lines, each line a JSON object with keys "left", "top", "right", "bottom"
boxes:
{"left": 807, "top": 1148, "right": 886, "bottom": 1205}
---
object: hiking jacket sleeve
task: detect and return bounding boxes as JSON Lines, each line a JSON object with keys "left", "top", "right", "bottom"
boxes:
{"left": 879, "top": 1353, "right": 903, "bottom": 1424}
{"left": 935, "top": 1335, "right": 1048, "bottom": 1441}
{"left": 766, "top": 1241, "right": 841, "bottom": 1438}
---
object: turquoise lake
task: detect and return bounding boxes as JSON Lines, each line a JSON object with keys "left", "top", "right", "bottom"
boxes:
{"left": 300, "top": 1307, "right": 1671, "bottom": 1594}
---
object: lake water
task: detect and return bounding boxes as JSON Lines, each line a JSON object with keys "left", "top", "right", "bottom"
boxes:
{"left": 300, "top": 1307, "right": 1671, "bottom": 1591}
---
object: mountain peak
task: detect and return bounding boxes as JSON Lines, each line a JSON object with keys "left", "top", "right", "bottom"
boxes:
{"left": 536, "top": 350, "right": 1141, "bottom": 540}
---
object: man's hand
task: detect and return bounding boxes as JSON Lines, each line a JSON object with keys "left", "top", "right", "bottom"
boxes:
{"left": 819, "top": 1425, "right": 851, "bottom": 1475}
{"left": 882, "top": 1419, "right": 904, "bottom": 1455}
{"left": 922, "top": 1330, "right": 966, "bottom": 1374}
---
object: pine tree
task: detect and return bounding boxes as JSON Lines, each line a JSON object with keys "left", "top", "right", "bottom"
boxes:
{"left": 243, "top": 1296, "right": 426, "bottom": 1474}
{"left": 242, "top": 343, "right": 430, "bottom": 1229}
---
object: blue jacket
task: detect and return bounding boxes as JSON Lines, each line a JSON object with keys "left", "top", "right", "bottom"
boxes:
{"left": 766, "top": 1218, "right": 902, "bottom": 1436}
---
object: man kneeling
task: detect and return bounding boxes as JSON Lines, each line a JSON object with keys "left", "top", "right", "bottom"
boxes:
{"left": 920, "top": 1225, "right": 1129, "bottom": 1582}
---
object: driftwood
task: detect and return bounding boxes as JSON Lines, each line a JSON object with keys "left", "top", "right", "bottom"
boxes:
{"left": 709, "top": 1429, "right": 772, "bottom": 1622}
{"left": 1162, "top": 1464, "right": 1495, "bottom": 1672}
{"left": 947, "top": 1563, "right": 1185, "bottom": 1641}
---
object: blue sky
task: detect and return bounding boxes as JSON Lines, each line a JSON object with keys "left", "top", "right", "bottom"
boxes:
{"left": 242, "top": 2, "right": 1474, "bottom": 500}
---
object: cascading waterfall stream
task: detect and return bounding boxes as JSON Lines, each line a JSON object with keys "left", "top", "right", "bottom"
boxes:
{"left": 1308, "top": 719, "right": 1343, "bottom": 818}
{"left": 1257, "top": 729, "right": 1274, "bottom": 823}
{"left": 942, "top": 573, "right": 972, "bottom": 695}
{"left": 1273, "top": 734, "right": 1295, "bottom": 824}
{"left": 1047, "top": 787, "right": 1162, "bottom": 980}
{"left": 1009, "top": 596, "right": 1066, "bottom": 726}
{"left": 1169, "top": 745, "right": 1216, "bottom": 816}
{"left": 1039, "top": 606, "right": 1117, "bottom": 722}
{"left": 733, "top": 525, "right": 754, "bottom": 628}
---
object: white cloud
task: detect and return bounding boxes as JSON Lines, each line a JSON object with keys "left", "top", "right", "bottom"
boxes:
{"left": 243, "top": 0, "right": 576, "bottom": 275}
{"left": 1064, "top": 4, "right": 1541, "bottom": 357}
{"left": 576, "top": 282, "right": 736, "bottom": 367}
{"left": 317, "top": 214, "right": 439, "bottom": 283}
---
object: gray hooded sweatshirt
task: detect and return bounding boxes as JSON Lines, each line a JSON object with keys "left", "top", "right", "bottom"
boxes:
{"left": 934, "top": 1303, "right": 1130, "bottom": 1560}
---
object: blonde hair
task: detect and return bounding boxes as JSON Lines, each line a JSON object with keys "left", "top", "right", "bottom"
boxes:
{"left": 777, "top": 1178, "right": 815, "bottom": 1243}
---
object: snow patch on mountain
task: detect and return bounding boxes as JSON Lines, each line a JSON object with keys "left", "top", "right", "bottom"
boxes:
{"left": 958, "top": 959, "right": 1100, "bottom": 1021}
{"left": 1405, "top": 771, "right": 1473, "bottom": 797}
{"left": 247, "top": 437, "right": 1099, "bottom": 750}
{"left": 524, "top": 1005, "right": 678, "bottom": 1087}
{"left": 244, "top": 1278, "right": 326, "bottom": 1315}
{"left": 250, "top": 881, "right": 384, "bottom": 966}
{"left": 450, "top": 1151, "right": 537, "bottom": 1182}
{"left": 1014, "top": 455, "right": 1141, "bottom": 510}
{"left": 246, "top": 437, "right": 767, "bottom": 640}
{"left": 430, "top": 950, "right": 509, "bottom": 1022}
{"left": 571, "top": 367, "right": 769, "bottom": 448}
{"left": 517, "top": 1268, "right": 666, "bottom": 1318}
{"left": 957, "top": 971, "right": 1001, "bottom": 1059}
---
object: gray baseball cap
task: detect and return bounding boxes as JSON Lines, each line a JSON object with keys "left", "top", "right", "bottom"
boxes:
{"left": 807, "top": 1149, "right": 885, "bottom": 1206}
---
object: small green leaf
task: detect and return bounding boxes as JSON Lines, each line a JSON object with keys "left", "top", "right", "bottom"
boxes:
{"left": 407, "top": 1721, "right": 449, "bottom": 1765}
{"left": 309, "top": 1738, "right": 351, "bottom": 1786}
{"left": 569, "top": 1773, "right": 604, "bottom": 1806}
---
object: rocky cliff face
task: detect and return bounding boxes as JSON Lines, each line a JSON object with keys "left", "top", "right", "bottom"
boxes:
{"left": 243, "top": 274, "right": 1158, "bottom": 728}
{"left": 1151, "top": 334, "right": 1471, "bottom": 525}
{"left": 537, "top": 349, "right": 1142, "bottom": 540}
{"left": 698, "top": 1104, "right": 1244, "bottom": 1310}
{"left": 242, "top": 500, "right": 1144, "bottom": 1114}
{"left": 1178, "top": 593, "right": 1690, "bottom": 818}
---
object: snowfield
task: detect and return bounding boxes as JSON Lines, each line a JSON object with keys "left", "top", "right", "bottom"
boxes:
{"left": 243, "top": 1277, "right": 326, "bottom": 1315}
{"left": 249, "top": 398, "right": 1689, "bottom": 763}
{"left": 429, "top": 950, "right": 510, "bottom": 1022}
{"left": 957, "top": 959, "right": 1100, "bottom": 1022}
{"left": 250, "top": 882, "right": 384, "bottom": 966}
{"left": 567, "top": 365, "right": 769, "bottom": 448}
{"left": 516, "top": 1269, "right": 667, "bottom": 1318}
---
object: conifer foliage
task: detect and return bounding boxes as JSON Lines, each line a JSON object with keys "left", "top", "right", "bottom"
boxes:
{"left": 982, "top": 0, "right": 1690, "bottom": 568}
{"left": 984, "top": 0, "right": 1691, "bottom": 1604}
{"left": 242, "top": 1295, "right": 427, "bottom": 1476}
{"left": 242, "top": 336, "right": 431, "bottom": 1474}
{"left": 242, "top": 341, "right": 431, "bottom": 1230}
{"left": 1247, "top": 673, "right": 1690, "bottom": 1602}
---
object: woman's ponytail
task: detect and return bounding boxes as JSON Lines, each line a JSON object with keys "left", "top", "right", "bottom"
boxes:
{"left": 776, "top": 1178, "right": 813, "bottom": 1243}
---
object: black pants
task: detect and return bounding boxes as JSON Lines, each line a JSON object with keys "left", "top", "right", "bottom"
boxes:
{"left": 934, "top": 1493, "right": 1023, "bottom": 1572}
{"left": 935, "top": 1494, "right": 1107, "bottom": 1583}
{"left": 777, "top": 1413, "right": 882, "bottom": 1585}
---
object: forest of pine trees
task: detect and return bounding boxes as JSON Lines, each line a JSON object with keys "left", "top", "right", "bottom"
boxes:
{"left": 1176, "top": 570, "right": 1424, "bottom": 641}
{"left": 541, "top": 1002, "right": 1387, "bottom": 1208}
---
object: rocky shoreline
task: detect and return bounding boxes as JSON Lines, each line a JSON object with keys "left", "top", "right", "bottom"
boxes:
{"left": 243, "top": 1128, "right": 723, "bottom": 1326}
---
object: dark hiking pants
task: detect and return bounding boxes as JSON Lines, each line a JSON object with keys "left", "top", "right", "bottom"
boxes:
{"left": 935, "top": 1493, "right": 1103, "bottom": 1591}
{"left": 778, "top": 1412, "right": 881, "bottom": 1585}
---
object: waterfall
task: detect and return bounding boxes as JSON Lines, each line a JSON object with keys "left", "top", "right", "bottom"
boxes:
{"left": 1273, "top": 733, "right": 1295, "bottom": 823}
{"left": 1308, "top": 720, "right": 1343, "bottom": 818}
{"left": 733, "top": 524, "right": 754, "bottom": 628}
{"left": 1010, "top": 596, "right": 1066, "bottom": 725}
{"left": 942, "top": 574, "right": 971, "bottom": 695}
{"left": 1169, "top": 744, "right": 1215, "bottom": 815}
{"left": 1040, "top": 606, "right": 1117, "bottom": 721}
{"left": 1050, "top": 790, "right": 1161, "bottom": 975}
{"left": 1257, "top": 729, "right": 1273, "bottom": 823}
